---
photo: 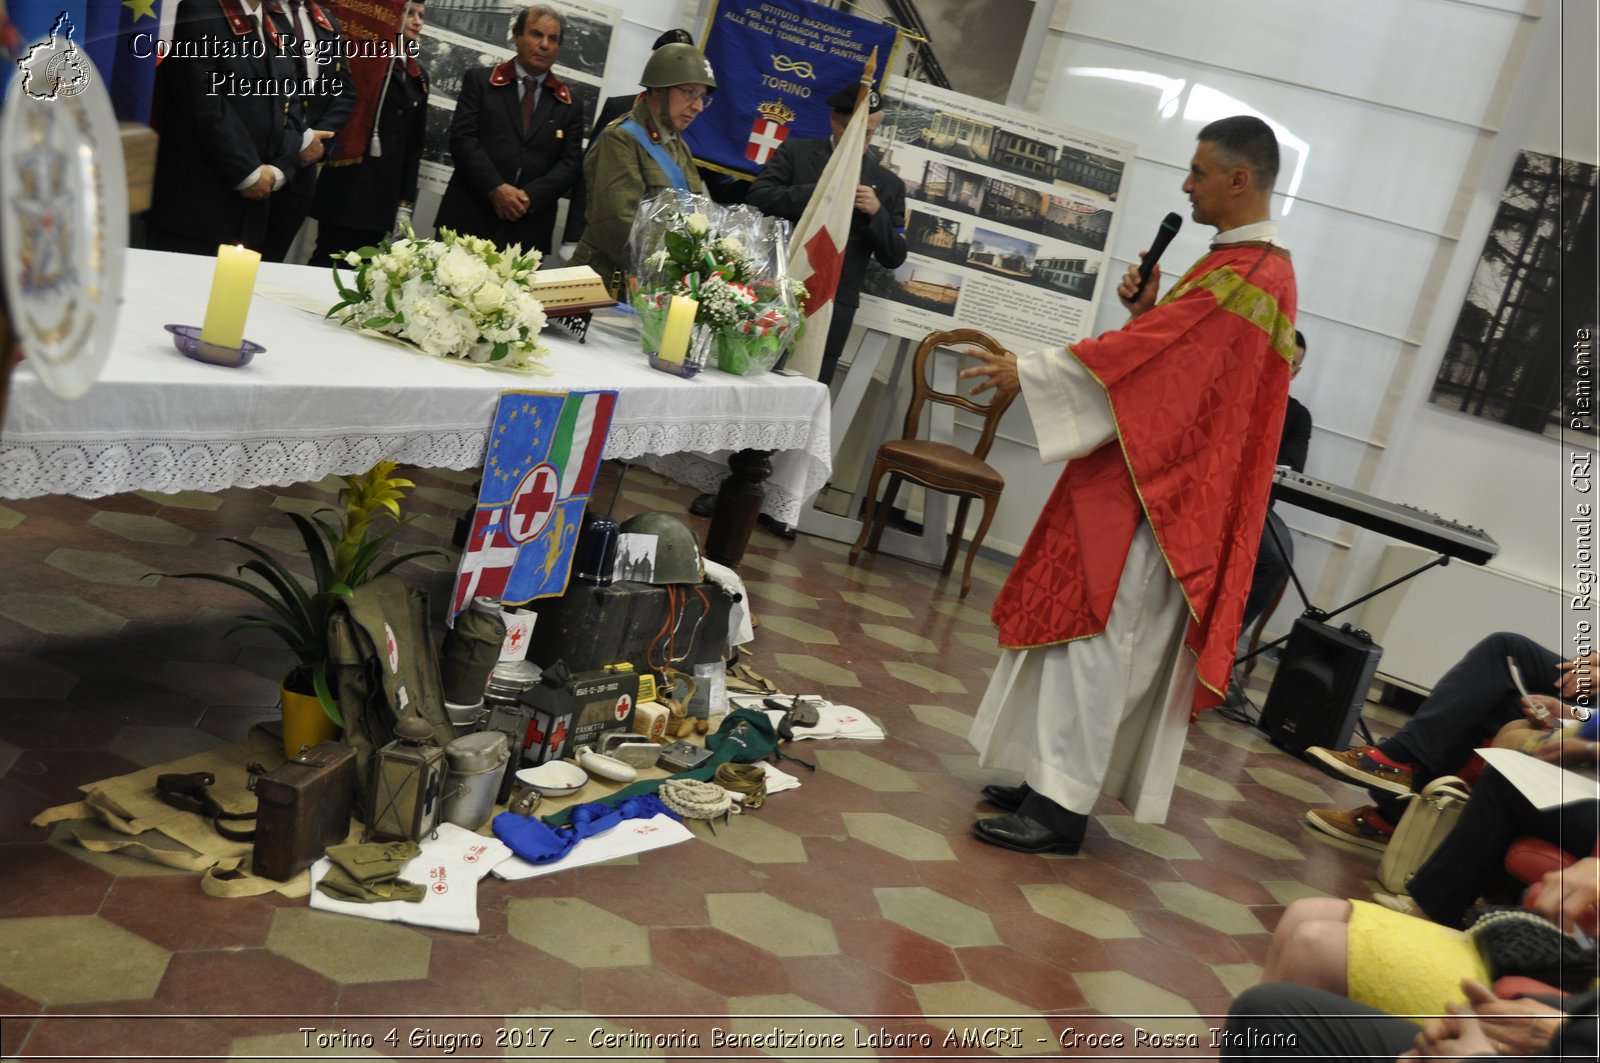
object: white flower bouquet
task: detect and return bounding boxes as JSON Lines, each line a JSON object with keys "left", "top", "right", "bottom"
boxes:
{"left": 327, "top": 227, "right": 550, "bottom": 370}
{"left": 627, "top": 192, "right": 807, "bottom": 375}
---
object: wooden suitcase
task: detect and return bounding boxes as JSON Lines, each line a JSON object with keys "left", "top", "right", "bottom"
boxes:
{"left": 251, "top": 741, "right": 357, "bottom": 881}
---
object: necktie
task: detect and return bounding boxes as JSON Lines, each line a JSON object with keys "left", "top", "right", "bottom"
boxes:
{"left": 290, "top": 0, "right": 314, "bottom": 80}
{"left": 521, "top": 76, "right": 539, "bottom": 134}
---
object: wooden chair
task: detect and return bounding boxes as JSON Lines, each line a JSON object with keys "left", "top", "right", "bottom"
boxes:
{"left": 848, "top": 329, "right": 1018, "bottom": 598}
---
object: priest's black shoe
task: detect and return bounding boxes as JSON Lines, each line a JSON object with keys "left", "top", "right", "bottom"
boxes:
{"left": 972, "top": 812, "right": 1082, "bottom": 855}
{"left": 688, "top": 493, "right": 716, "bottom": 518}
{"left": 980, "top": 783, "right": 1027, "bottom": 812}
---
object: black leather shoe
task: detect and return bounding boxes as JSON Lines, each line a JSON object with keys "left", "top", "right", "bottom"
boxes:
{"left": 972, "top": 812, "right": 1082, "bottom": 855}
{"left": 688, "top": 493, "right": 716, "bottom": 518}
{"left": 757, "top": 513, "right": 797, "bottom": 540}
{"left": 980, "top": 783, "right": 1027, "bottom": 812}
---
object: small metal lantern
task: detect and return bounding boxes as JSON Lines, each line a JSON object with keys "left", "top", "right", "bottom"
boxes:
{"left": 367, "top": 715, "right": 447, "bottom": 842}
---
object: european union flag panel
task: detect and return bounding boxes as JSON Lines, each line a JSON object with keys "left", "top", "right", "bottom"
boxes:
{"left": 452, "top": 389, "right": 617, "bottom": 616}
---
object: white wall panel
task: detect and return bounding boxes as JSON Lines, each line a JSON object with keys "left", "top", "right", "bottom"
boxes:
{"left": 1044, "top": 39, "right": 1487, "bottom": 233}
{"left": 1061, "top": 0, "right": 1527, "bottom": 129}
{"left": 1290, "top": 318, "right": 1411, "bottom": 449}
{"left": 1100, "top": 160, "right": 1443, "bottom": 341}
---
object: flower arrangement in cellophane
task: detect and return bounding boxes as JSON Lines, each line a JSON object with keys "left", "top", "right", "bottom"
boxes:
{"left": 327, "top": 227, "right": 550, "bottom": 370}
{"left": 627, "top": 192, "right": 808, "bottom": 375}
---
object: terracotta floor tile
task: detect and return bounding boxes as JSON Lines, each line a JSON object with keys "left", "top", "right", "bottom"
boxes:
{"left": 1097, "top": 937, "right": 1230, "bottom": 1000}
{"left": 650, "top": 926, "right": 790, "bottom": 998}
{"left": 99, "top": 876, "right": 277, "bottom": 952}
{"left": 837, "top": 919, "right": 964, "bottom": 985}
{"left": 0, "top": 844, "right": 114, "bottom": 917}
{"left": 992, "top": 910, "right": 1115, "bottom": 973}
{"left": 581, "top": 965, "right": 726, "bottom": 1021}
{"left": 782, "top": 954, "right": 922, "bottom": 1015}
{"left": 955, "top": 944, "right": 1088, "bottom": 1012}
{"left": 20, "top": 1001, "right": 233, "bottom": 1061}
{"left": 1172, "top": 854, "right": 1283, "bottom": 905}
{"left": 0, "top": 469, "right": 1421, "bottom": 1049}
{"left": 1128, "top": 909, "right": 1252, "bottom": 966}
{"left": 157, "top": 949, "right": 339, "bottom": 1016}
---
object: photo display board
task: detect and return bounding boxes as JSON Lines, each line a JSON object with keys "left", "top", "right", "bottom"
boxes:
{"left": 856, "top": 76, "right": 1135, "bottom": 353}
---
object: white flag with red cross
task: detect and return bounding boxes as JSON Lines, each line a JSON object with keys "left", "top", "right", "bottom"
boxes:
{"left": 783, "top": 52, "right": 877, "bottom": 381}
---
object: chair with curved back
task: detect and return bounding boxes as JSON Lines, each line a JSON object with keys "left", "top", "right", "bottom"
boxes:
{"left": 847, "top": 328, "right": 1018, "bottom": 598}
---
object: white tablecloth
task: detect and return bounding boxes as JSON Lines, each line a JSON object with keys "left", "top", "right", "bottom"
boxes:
{"left": 0, "top": 250, "right": 831, "bottom": 521}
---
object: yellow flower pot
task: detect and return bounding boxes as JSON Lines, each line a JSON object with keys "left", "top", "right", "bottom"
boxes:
{"left": 280, "top": 683, "right": 338, "bottom": 758}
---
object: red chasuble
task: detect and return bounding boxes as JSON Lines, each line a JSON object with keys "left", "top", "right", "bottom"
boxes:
{"left": 993, "top": 242, "right": 1298, "bottom": 716}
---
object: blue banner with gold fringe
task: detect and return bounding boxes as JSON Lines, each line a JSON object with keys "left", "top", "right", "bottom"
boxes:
{"left": 684, "top": 0, "right": 897, "bottom": 179}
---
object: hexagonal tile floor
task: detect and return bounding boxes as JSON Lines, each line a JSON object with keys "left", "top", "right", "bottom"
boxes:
{"left": 0, "top": 466, "right": 1399, "bottom": 1058}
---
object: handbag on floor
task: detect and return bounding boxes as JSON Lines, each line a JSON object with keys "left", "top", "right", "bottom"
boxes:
{"left": 1376, "top": 774, "right": 1471, "bottom": 894}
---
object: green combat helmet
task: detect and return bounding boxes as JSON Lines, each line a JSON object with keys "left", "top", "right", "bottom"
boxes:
{"left": 640, "top": 43, "right": 717, "bottom": 91}
{"left": 617, "top": 512, "right": 705, "bottom": 585}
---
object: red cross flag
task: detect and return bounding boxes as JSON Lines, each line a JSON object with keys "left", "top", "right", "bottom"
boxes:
{"left": 784, "top": 50, "right": 878, "bottom": 380}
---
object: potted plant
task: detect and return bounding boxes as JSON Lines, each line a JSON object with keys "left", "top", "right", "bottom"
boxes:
{"left": 175, "top": 461, "right": 438, "bottom": 755}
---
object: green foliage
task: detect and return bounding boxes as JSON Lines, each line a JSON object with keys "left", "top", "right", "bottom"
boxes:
{"left": 170, "top": 462, "right": 438, "bottom": 728}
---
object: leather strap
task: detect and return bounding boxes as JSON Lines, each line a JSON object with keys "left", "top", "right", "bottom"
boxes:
{"left": 155, "top": 772, "right": 257, "bottom": 841}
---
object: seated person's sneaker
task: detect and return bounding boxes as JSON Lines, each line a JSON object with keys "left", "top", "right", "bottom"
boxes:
{"left": 1306, "top": 745, "right": 1414, "bottom": 796}
{"left": 1304, "top": 805, "right": 1395, "bottom": 852}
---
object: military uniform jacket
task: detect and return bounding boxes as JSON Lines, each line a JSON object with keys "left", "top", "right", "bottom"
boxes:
{"left": 312, "top": 60, "right": 429, "bottom": 232}
{"left": 434, "top": 59, "right": 585, "bottom": 254}
{"left": 149, "top": 0, "right": 308, "bottom": 247}
{"left": 746, "top": 137, "right": 908, "bottom": 308}
{"left": 570, "top": 98, "right": 704, "bottom": 291}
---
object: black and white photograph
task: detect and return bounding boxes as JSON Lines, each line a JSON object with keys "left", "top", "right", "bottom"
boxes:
{"left": 1429, "top": 150, "right": 1597, "bottom": 439}
{"left": 609, "top": 531, "right": 659, "bottom": 584}
{"left": 905, "top": 210, "right": 968, "bottom": 265}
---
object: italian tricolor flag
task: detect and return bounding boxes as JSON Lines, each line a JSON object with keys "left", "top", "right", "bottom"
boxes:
{"left": 551, "top": 391, "right": 616, "bottom": 497}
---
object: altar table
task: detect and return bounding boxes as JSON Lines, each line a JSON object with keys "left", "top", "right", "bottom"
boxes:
{"left": 0, "top": 250, "right": 831, "bottom": 559}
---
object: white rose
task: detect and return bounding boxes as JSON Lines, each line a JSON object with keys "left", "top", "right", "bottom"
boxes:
{"left": 715, "top": 237, "right": 743, "bottom": 258}
{"left": 686, "top": 213, "right": 710, "bottom": 236}
{"left": 436, "top": 245, "right": 489, "bottom": 297}
{"left": 472, "top": 282, "right": 506, "bottom": 314}
{"left": 343, "top": 251, "right": 362, "bottom": 266}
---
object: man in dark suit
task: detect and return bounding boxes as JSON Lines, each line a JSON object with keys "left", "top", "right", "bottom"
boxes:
{"left": 260, "top": 0, "right": 355, "bottom": 261}
{"left": 746, "top": 84, "right": 908, "bottom": 387}
{"left": 433, "top": 4, "right": 585, "bottom": 255}
{"left": 146, "top": 0, "right": 308, "bottom": 254}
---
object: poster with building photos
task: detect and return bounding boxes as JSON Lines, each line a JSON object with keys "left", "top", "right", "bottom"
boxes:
{"left": 416, "top": 0, "right": 620, "bottom": 200}
{"left": 855, "top": 76, "right": 1134, "bottom": 352}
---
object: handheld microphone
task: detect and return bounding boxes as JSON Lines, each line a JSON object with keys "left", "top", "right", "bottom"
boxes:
{"left": 1132, "top": 212, "right": 1183, "bottom": 301}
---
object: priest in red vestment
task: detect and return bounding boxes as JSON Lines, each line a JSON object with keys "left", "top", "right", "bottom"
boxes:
{"left": 960, "top": 116, "right": 1299, "bottom": 856}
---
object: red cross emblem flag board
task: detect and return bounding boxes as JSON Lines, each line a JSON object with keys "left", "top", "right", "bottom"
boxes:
{"left": 452, "top": 390, "right": 617, "bottom": 616}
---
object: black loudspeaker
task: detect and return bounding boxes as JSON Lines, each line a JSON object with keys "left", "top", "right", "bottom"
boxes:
{"left": 1259, "top": 618, "right": 1383, "bottom": 753}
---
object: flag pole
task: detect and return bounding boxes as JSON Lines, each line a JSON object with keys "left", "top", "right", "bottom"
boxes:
{"left": 857, "top": 48, "right": 879, "bottom": 110}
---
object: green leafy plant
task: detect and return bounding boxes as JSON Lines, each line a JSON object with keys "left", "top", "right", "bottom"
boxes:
{"left": 172, "top": 461, "right": 438, "bottom": 726}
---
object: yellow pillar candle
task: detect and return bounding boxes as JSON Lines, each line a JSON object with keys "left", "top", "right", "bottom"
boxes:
{"left": 199, "top": 244, "right": 262, "bottom": 348}
{"left": 658, "top": 295, "right": 699, "bottom": 363}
